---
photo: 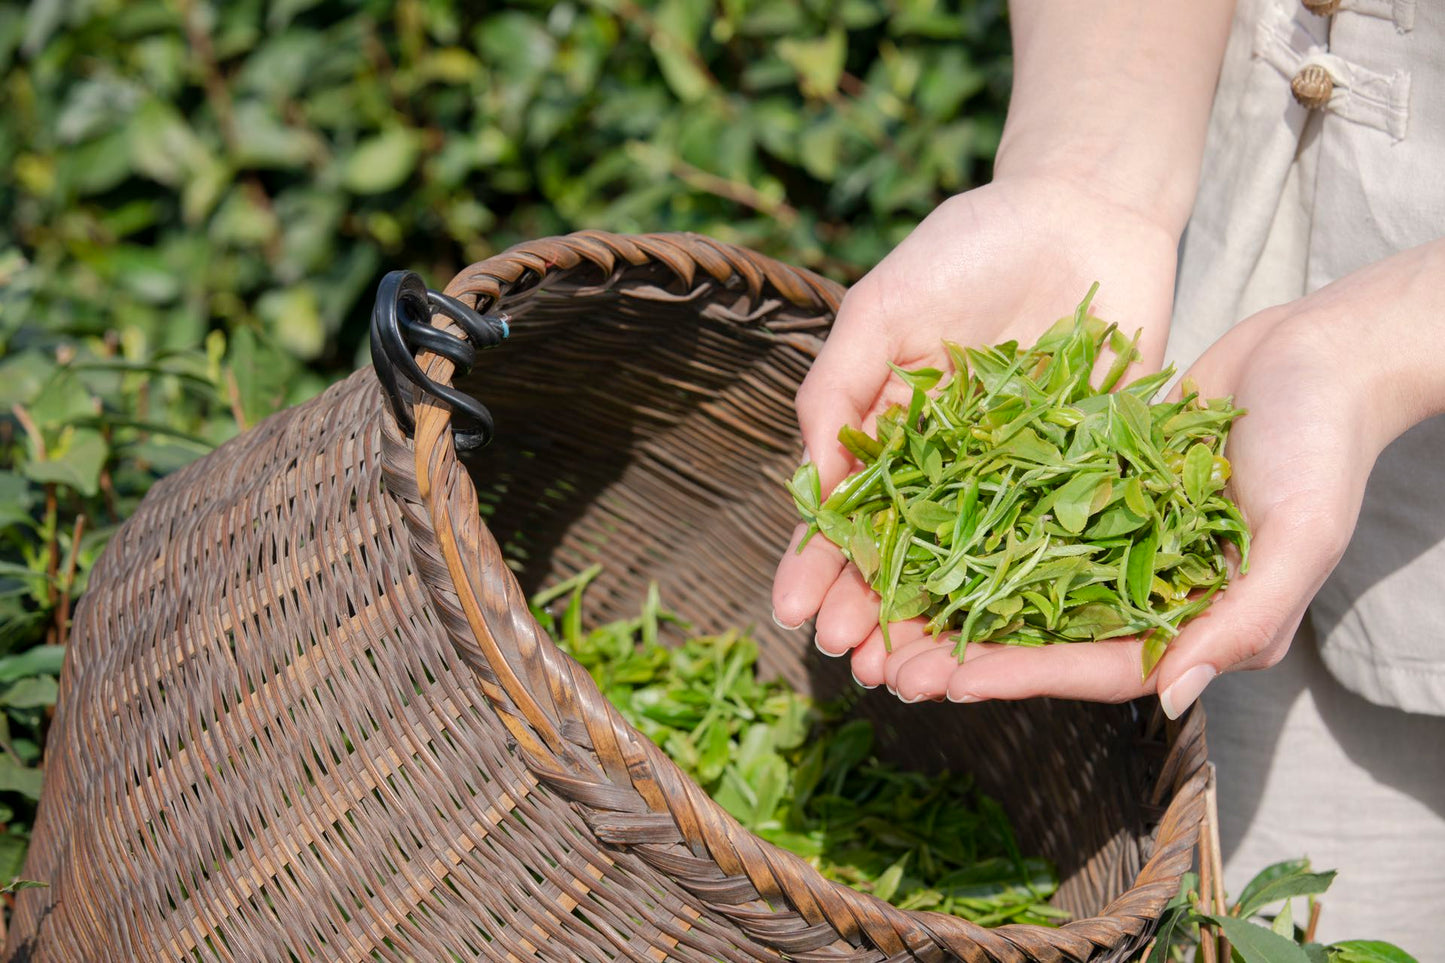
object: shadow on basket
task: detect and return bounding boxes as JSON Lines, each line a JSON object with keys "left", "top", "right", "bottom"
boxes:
{"left": 4, "top": 231, "right": 1206, "bottom": 963}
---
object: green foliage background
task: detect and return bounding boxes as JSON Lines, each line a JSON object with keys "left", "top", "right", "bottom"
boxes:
{"left": 0, "top": 0, "right": 1010, "bottom": 896}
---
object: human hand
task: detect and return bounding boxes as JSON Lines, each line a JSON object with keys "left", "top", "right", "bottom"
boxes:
{"left": 771, "top": 173, "right": 1181, "bottom": 687}
{"left": 881, "top": 240, "right": 1445, "bottom": 712}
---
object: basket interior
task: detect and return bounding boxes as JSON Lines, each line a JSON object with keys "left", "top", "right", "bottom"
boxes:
{"left": 453, "top": 257, "right": 1168, "bottom": 922}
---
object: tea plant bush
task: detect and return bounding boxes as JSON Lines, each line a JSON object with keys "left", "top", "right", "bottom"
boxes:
{"left": 0, "top": 0, "right": 1011, "bottom": 897}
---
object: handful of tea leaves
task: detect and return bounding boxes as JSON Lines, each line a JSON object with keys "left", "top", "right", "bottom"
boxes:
{"left": 533, "top": 568, "right": 1063, "bottom": 925}
{"left": 788, "top": 286, "right": 1251, "bottom": 677}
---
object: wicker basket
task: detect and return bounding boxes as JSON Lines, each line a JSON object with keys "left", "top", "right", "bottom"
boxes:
{"left": 4, "top": 231, "right": 1206, "bottom": 963}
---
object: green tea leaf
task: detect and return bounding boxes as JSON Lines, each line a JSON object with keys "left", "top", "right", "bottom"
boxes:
{"left": 849, "top": 517, "right": 881, "bottom": 582}
{"left": 1123, "top": 475, "right": 1152, "bottom": 518}
{"left": 1085, "top": 504, "right": 1150, "bottom": 539}
{"left": 1140, "top": 631, "right": 1168, "bottom": 680}
{"left": 1183, "top": 441, "right": 1216, "bottom": 505}
{"left": 1201, "top": 914, "right": 1310, "bottom": 963}
{"left": 1126, "top": 526, "right": 1158, "bottom": 609}
{"left": 873, "top": 854, "right": 908, "bottom": 902}
{"left": 0, "top": 756, "right": 43, "bottom": 800}
{"left": 1327, "top": 941, "right": 1420, "bottom": 963}
{"left": 887, "top": 362, "right": 944, "bottom": 394}
{"left": 1234, "top": 867, "right": 1336, "bottom": 919}
{"left": 839, "top": 424, "right": 882, "bottom": 463}
{"left": 1052, "top": 472, "right": 1111, "bottom": 535}
{"left": 1235, "top": 860, "right": 1313, "bottom": 915}
{"left": 887, "top": 581, "right": 931, "bottom": 622}
{"left": 815, "top": 510, "right": 853, "bottom": 547}
{"left": 1059, "top": 603, "right": 1130, "bottom": 640}
{"left": 343, "top": 127, "right": 420, "bottom": 195}
{"left": 26, "top": 370, "right": 94, "bottom": 427}
{"left": 24, "top": 428, "right": 108, "bottom": 497}
{"left": 0, "top": 646, "right": 66, "bottom": 682}
{"left": 0, "top": 677, "right": 58, "bottom": 709}
{"left": 1272, "top": 898, "right": 1294, "bottom": 938}
{"left": 1109, "top": 391, "right": 1154, "bottom": 454}
{"left": 1147, "top": 904, "right": 1188, "bottom": 963}
{"left": 905, "top": 499, "right": 955, "bottom": 532}
{"left": 787, "top": 462, "right": 821, "bottom": 516}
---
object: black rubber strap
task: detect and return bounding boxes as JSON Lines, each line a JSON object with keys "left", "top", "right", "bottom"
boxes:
{"left": 369, "top": 270, "right": 510, "bottom": 452}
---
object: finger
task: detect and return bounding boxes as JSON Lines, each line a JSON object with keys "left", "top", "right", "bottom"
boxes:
{"left": 772, "top": 524, "right": 847, "bottom": 630}
{"left": 795, "top": 317, "right": 890, "bottom": 494}
{"left": 813, "top": 564, "right": 884, "bottom": 655}
{"left": 847, "top": 619, "right": 931, "bottom": 688}
{"left": 848, "top": 632, "right": 890, "bottom": 688}
{"left": 882, "top": 636, "right": 944, "bottom": 692}
{"left": 945, "top": 640, "right": 1151, "bottom": 703}
{"left": 1154, "top": 510, "right": 1346, "bottom": 719}
{"left": 889, "top": 637, "right": 992, "bottom": 702}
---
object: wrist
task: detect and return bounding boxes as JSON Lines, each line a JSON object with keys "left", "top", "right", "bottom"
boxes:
{"left": 1282, "top": 239, "right": 1445, "bottom": 453}
{"left": 982, "top": 161, "right": 1189, "bottom": 252}
{"left": 993, "top": 134, "right": 1198, "bottom": 242}
{"left": 1356, "top": 239, "right": 1445, "bottom": 442}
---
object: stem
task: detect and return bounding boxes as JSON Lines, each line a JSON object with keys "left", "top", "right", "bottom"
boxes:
{"left": 1196, "top": 879, "right": 1218, "bottom": 962}
{"left": 10, "top": 404, "right": 44, "bottom": 461}
{"left": 1203, "top": 764, "right": 1230, "bottom": 960}
{"left": 41, "top": 487, "right": 58, "bottom": 609}
{"left": 12, "top": 404, "right": 61, "bottom": 609}
{"left": 225, "top": 368, "right": 248, "bottom": 432}
{"left": 666, "top": 155, "right": 799, "bottom": 225}
{"left": 1305, "top": 900, "right": 1322, "bottom": 943}
{"left": 98, "top": 467, "right": 118, "bottom": 520}
{"left": 1196, "top": 763, "right": 1219, "bottom": 963}
{"left": 55, "top": 514, "right": 86, "bottom": 649}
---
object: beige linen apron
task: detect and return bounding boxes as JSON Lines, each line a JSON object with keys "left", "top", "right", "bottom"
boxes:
{"left": 1169, "top": 0, "right": 1445, "bottom": 943}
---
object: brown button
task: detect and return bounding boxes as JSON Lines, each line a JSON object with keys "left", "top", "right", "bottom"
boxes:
{"left": 1291, "top": 64, "right": 1334, "bottom": 109}
{"left": 1302, "top": 0, "right": 1341, "bottom": 14}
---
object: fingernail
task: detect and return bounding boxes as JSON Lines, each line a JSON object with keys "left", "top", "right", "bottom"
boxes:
{"left": 850, "top": 668, "right": 877, "bottom": 690}
{"left": 946, "top": 692, "right": 981, "bottom": 704}
{"left": 801, "top": 446, "right": 813, "bottom": 465}
{"left": 813, "top": 633, "right": 832, "bottom": 655}
{"left": 1160, "top": 665, "right": 1216, "bottom": 720}
{"left": 772, "top": 610, "right": 805, "bottom": 631}
{"left": 901, "top": 693, "right": 927, "bottom": 704}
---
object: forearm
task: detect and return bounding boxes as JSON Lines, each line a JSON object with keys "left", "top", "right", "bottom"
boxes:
{"left": 995, "top": 0, "right": 1235, "bottom": 238}
{"left": 1305, "top": 238, "right": 1445, "bottom": 449}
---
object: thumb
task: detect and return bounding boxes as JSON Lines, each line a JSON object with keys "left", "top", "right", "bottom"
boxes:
{"left": 1154, "top": 510, "right": 1347, "bottom": 719}
{"left": 795, "top": 317, "right": 890, "bottom": 495}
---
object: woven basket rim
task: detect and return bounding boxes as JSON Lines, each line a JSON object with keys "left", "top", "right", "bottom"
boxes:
{"left": 392, "top": 229, "right": 1209, "bottom": 961}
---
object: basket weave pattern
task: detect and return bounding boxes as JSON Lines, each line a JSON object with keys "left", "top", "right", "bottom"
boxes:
{"left": 6, "top": 232, "right": 1206, "bottom": 962}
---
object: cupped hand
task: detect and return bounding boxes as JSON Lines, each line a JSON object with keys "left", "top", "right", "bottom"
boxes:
{"left": 886, "top": 244, "right": 1445, "bottom": 712}
{"left": 771, "top": 173, "right": 1182, "bottom": 687}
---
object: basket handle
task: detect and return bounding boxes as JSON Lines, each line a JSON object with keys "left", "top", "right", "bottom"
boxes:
{"left": 369, "top": 269, "right": 510, "bottom": 453}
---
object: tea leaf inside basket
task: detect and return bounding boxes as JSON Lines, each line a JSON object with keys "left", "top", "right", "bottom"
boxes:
{"left": 531, "top": 569, "right": 1065, "bottom": 926}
